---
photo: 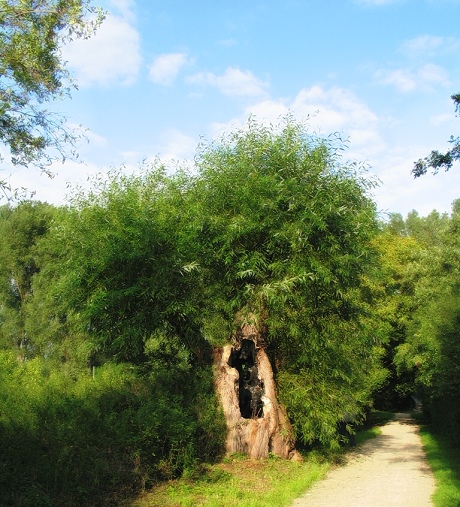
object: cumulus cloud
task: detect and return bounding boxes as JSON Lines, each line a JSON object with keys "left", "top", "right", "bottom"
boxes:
{"left": 400, "top": 34, "right": 460, "bottom": 57}
{"left": 154, "top": 129, "right": 197, "bottom": 162}
{"left": 187, "top": 67, "right": 269, "bottom": 97}
{"left": 373, "top": 146, "right": 460, "bottom": 216}
{"left": 292, "top": 86, "right": 379, "bottom": 136}
{"left": 62, "top": 13, "right": 142, "bottom": 87}
{"left": 374, "top": 64, "right": 450, "bottom": 92}
{"left": 209, "top": 85, "right": 384, "bottom": 162}
{"left": 109, "top": 0, "right": 136, "bottom": 21}
{"left": 148, "top": 53, "right": 192, "bottom": 86}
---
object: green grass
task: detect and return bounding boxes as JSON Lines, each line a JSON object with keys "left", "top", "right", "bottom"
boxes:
{"left": 418, "top": 427, "right": 460, "bottom": 507}
{"left": 125, "top": 411, "right": 389, "bottom": 507}
{"left": 127, "top": 453, "right": 329, "bottom": 507}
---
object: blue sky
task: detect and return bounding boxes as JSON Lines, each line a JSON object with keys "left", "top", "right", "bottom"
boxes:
{"left": 8, "top": 0, "right": 460, "bottom": 217}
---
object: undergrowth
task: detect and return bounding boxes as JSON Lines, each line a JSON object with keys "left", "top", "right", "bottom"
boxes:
{"left": 127, "top": 453, "right": 329, "bottom": 507}
{"left": 417, "top": 425, "right": 460, "bottom": 506}
{"left": 127, "top": 411, "right": 390, "bottom": 507}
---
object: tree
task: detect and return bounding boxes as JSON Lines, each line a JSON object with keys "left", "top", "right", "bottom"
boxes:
{"left": 0, "top": 200, "right": 56, "bottom": 358}
{"left": 395, "top": 200, "right": 460, "bottom": 441}
{"left": 186, "top": 119, "right": 387, "bottom": 453}
{"left": 371, "top": 216, "right": 423, "bottom": 411}
{"left": 412, "top": 94, "right": 460, "bottom": 177}
{"left": 26, "top": 120, "right": 387, "bottom": 457}
{"left": 26, "top": 166, "right": 203, "bottom": 366}
{"left": 0, "top": 0, "right": 104, "bottom": 197}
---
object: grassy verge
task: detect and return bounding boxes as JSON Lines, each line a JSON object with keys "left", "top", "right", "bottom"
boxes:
{"left": 417, "top": 426, "right": 460, "bottom": 507}
{"left": 125, "top": 411, "right": 391, "bottom": 507}
{"left": 128, "top": 454, "right": 329, "bottom": 507}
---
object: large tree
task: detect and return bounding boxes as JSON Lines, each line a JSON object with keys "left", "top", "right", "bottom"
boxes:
{"left": 25, "top": 167, "right": 202, "bottom": 366}
{"left": 27, "top": 120, "right": 387, "bottom": 457}
{"left": 412, "top": 93, "right": 460, "bottom": 177}
{"left": 0, "top": 0, "right": 104, "bottom": 197}
{"left": 187, "top": 120, "right": 386, "bottom": 454}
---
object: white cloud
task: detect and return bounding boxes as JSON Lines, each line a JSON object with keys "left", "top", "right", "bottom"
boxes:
{"left": 377, "top": 69, "right": 416, "bottom": 92}
{"left": 418, "top": 63, "right": 450, "bottom": 84}
{"left": 400, "top": 35, "right": 460, "bottom": 57}
{"left": 62, "top": 13, "right": 142, "bottom": 87}
{"left": 355, "top": 0, "right": 400, "bottom": 5}
{"left": 373, "top": 147, "right": 460, "bottom": 216}
{"left": 154, "top": 129, "right": 197, "bottom": 163}
{"left": 293, "top": 86, "right": 379, "bottom": 134}
{"left": 375, "top": 64, "right": 450, "bottom": 92}
{"left": 4, "top": 159, "right": 104, "bottom": 204}
{"left": 108, "top": 0, "right": 136, "bottom": 22}
{"left": 148, "top": 53, "right": 192, "bottom": 86}
{"left": 218, "top": 39, "right": 238, "bottom": 47}
{"left": 187, "top": 67, "right": 269, "bottom": 97}
{"left": 430, "top": 113, "right": 456, "bottom": 126}
{"left": 82, "top": 129, "right": 108, "bottom": 147}
{"left": 209, "top": 85, "right": 384, "bottom": 161}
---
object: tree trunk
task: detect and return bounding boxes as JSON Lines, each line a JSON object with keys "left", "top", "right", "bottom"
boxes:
{"left": 213, "top": 314, "right": 301, "bottom": 460}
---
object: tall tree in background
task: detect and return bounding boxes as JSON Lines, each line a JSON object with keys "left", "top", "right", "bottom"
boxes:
{"left": 0, "top": 0, "right": 104, "bottom": 197}
{"left": 371, "top": 214, "right": 423, "bottom": 411}
{"left": 0, "top": 201, "right": 56, "bottom": 358}
{"left": 396, "top": 200, "right": 460, "bottom": 441}
{"left": 412, "top": 93, "right": 460, "bottom": 177}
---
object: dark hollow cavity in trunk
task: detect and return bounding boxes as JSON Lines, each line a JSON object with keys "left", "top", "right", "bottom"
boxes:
{"left": 229, "top": 339, "right": 264, "bottom": 419}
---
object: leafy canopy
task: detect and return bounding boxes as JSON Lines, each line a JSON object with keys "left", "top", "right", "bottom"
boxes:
{"left": 0, "top": 0, "right": 104, "bottom": 197}
{"left": 0, "top": 200, "right": 57, "bottom": 356}
{"left": 412, "top": 94, "right": 460, "bottom": 177}
{"left": 392, "top": 201, "right": 460, "bottom": 440}
{"left": 184, "top": 119, "right": 386, "bottom": 445}
{"left": 14, "top": 119, "right": 387, "bottom": 446}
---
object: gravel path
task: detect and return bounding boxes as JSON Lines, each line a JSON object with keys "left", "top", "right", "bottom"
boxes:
{"left": 292, "top": 413, "right": 436, "bottom": 507}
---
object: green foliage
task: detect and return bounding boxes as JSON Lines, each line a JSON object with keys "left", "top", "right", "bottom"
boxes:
{"left": 392, "top": 202, "right": 460, "bottom": 442}
{"left": 130, "top": 454, "right": 329, "bottom": 507}
{"left": 0, "top": 119, "right": 392, "bottom": 500}
{"left": 27, "top": 167, "right": 206, "bottom": 364}
{"left": 0, "top": 350, "right": 225, "bottom": 506}
{"left": 0, "top": 0, "right": 105, "bottom": 195}
{"left": 186, "top": 119, "right": 386, "bottom": 446}
{"left": 370, "top": 225, "right": 422, "bottom": 410}
{"left": 129, "top": 418, "right": 388, "bottom": 507}
{"left": 0, "top": 200, "right": 57, "bottom": 356}
{"left": 418, "top": 424, "right": 460, "bottom": 507}
{"left": 413, "top": 93, "right": 460, "bottom": 177}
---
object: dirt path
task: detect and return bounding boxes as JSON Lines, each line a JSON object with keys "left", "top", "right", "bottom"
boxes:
{"left": 292, "top": 413, "right": 436, "bottom": 507}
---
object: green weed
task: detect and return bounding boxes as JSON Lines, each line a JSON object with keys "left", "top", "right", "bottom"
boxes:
{"left": 128, "top": 416, "right": 385, "bottom": 507}
{"left": 419, "top": 428, "right": 460, "bottom": 507}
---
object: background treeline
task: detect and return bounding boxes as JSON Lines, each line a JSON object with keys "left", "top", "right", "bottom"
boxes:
{"left": 0, "top": 121, "right": 459, "bottom": 506}
{"left": 375, "top": 204, "right": 460, "bottom": 441}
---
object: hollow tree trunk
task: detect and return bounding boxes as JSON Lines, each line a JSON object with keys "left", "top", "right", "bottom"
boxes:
{"left": 213, "top": 315, "right": 301, "bottom": 460}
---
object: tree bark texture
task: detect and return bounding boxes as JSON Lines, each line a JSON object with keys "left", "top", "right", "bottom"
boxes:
{"left": 213, "top": 317, "right": 301, "bottom": 460}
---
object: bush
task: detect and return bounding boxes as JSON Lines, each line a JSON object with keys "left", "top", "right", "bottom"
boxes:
{"left": 0, "top": 353, "right": 225, "bottom": 506}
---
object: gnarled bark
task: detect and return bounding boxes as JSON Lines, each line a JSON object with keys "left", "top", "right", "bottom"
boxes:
{"left": 213, "top": 315, "right": 301, "bottom": 460}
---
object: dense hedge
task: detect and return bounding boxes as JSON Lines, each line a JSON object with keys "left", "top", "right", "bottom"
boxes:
{"left": 0, "top": 352, "right": 225, "bottom": 506}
